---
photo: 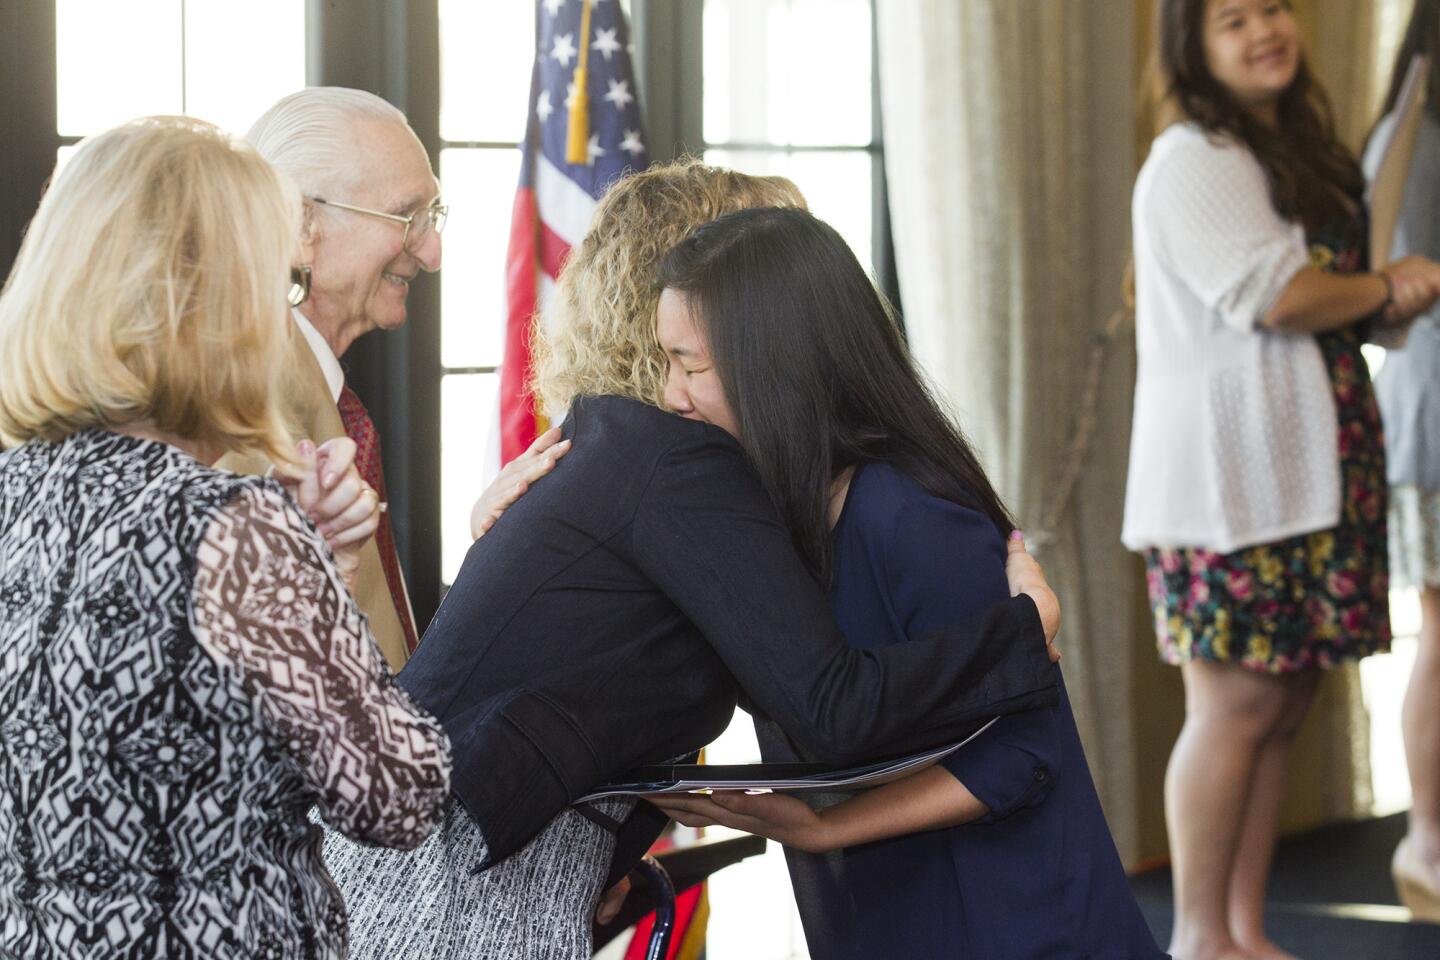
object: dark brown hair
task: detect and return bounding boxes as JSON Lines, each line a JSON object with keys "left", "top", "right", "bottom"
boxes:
{"left": 1156, "top": 0, "right": 1363, "bottom": 234}
{"left": 1371, "top": 0, "right": 1440, "bottom": 144}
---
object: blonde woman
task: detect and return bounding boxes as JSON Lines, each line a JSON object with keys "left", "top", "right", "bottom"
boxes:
{"left": 0, "top": 117, "right": 451, "bottom": 959}
{"left": 326, "top": 159, "right": 1062, "bottom": 960}
{"left": 467, "top": 162, "right": 811, "bottom": 536}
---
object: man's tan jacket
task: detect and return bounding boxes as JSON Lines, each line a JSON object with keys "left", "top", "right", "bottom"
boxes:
{"left": 217, "top": 328, "right": 412, "bottom": 672}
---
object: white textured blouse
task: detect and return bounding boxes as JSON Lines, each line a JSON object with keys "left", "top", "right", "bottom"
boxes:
{"left": 1122, "top": 123, "right": 1340, "bottom": 553}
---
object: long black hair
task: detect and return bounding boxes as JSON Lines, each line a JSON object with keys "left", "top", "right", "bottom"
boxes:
{"left": 1371, "top": 0, "right": 1440, "bottom": 143}
{"left": 1156, "top": 0, "right": 1363, "bottom": 234}
{"left": 657, "top": 206, "right": 1015, "bottom": 584}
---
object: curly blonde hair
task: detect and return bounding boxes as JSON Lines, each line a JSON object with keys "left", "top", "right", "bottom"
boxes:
{"left": 531, "top": 158, "right": 806, "bottom": 416}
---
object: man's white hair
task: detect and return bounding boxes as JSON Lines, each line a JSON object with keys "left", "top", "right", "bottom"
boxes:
{"left": 246, "top": 87, "right": 411, "bottom": 200}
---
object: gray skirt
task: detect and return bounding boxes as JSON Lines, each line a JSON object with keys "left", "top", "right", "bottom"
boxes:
{"left": 1390, "top": 485, "right": 1440, "bottom": 590}
{"left": 321, "top": 796, "right": 634, "bottom": 959}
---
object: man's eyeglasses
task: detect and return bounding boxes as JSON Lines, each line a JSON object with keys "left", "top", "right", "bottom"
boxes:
{"left": 310, "top": 195, "right": 448, "bottom": 252}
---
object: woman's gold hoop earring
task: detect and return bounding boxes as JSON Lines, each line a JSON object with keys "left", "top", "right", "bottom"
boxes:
{"left": 288, "top": 266, "right": 313, "bottom": 307}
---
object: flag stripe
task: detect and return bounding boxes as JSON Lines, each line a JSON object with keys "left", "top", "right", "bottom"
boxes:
{"left": 538, "top": 222, "right": 572, "bottom": 282}
{"left": 535, "top": 153, "right": 601, "bottom": 246}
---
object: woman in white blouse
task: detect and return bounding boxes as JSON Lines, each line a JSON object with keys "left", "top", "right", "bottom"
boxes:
{"left": 1126, "top": 2, "right": 1440, "bottom": 959}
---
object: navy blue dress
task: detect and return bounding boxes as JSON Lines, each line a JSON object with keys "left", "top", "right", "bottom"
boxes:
{"left": 761, "top": 463, "right": 1164, "bottom": 959}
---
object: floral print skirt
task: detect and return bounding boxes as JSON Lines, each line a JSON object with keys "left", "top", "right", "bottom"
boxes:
{"left": 1145, "top": 329, "right": 1391, "bottom": 673}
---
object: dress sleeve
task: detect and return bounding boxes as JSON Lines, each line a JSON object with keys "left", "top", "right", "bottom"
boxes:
{"left": 189, "top": 481, "right": 451, "bottom": 849}
{"left": 1146, "top": 133, "right": 1311, "bottom": 332}
{"left": 875, "top": 498, "right": 1059, "bottom": 821}
{"left": 629, "top": 434, "right": 1057, "bottom": 766}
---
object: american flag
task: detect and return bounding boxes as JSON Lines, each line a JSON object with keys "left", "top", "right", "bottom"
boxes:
{"left": 498, "top": 0, "right": 650, "bottom": 465}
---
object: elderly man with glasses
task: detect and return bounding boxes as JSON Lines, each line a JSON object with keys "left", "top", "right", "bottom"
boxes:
{"left": 219, "top": 87, "right": 447, "bottom": 669}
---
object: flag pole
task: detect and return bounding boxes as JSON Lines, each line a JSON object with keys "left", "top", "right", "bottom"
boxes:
{"left": 566, "top": 0, "right": 594, "bottom": 164}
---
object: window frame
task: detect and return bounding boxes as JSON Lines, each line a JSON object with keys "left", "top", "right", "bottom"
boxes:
{"left": 0, "top": 0, "right": 893, "bottom": 636}
{"left": 632, "top": 0, "right": 897, "bottom": 306}
{"left": 0, "top": 3, "right": 58, "bottom": 277}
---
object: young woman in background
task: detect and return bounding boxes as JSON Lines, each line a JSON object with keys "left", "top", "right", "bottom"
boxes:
{"left": 1125, "top": 1, "right": 1440, "bottom": 956}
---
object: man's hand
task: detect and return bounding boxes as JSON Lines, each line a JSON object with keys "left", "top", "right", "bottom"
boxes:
{"left": 276, "top": 437, "right": 380, "bottom": 592}
{"left": 1006, "top": 531, "right": 1060, "bottom": 662}
{"left": 470, "top": 427, "right": 572, "bottom": 540}
{"left": 595, "top": 874, "right": 631, "bottom": 926}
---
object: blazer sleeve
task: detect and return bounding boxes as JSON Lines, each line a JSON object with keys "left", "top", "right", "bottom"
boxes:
{"left": 871, "top": 497, "right": 1059, "bottom": 821}
{"left": 629, "top": 432, "right": 1058, "bottom": 766}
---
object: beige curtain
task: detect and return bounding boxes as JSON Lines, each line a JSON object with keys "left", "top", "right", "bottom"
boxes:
{"left": 1296, "top": 0, "right": 1383, "bottom": 151}
{"left": 877, "top": 0, "right": 1152, "bottom": 864}
{"left": 877, "top": 0, "right": 1375, "bottom": 866}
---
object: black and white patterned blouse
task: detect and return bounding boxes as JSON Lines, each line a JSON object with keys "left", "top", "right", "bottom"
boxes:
{"left": 0, "top": 430, "right": 451, "bottom": 959}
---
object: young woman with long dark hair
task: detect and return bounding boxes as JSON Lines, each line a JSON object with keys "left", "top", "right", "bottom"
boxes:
{"left": 1365, "top": 0, "right": 1440, "bottom": 917}
{"left": 649, "top": 206, "right": 1163, "bottom": 959}
{"left": 320, "top": 162, "right": 1064, "bottom": 960}
{"left": 1125, "top": 1, "right": 1440, "bottom": 956}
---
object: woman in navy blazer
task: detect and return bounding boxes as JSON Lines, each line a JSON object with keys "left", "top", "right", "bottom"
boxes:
{"left": 651, "top": 207, "right": 1164, "bottom": 958}
{"left": 322, "top": 163, "right": 1064, "bottom": 960}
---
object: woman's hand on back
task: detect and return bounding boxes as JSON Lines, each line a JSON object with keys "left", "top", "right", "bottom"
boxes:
{"left": 469, "top": 427, "right": 572, "bottom": 540}
{"left": 1006, "top": 532, "right": 1060, "bottom": 662}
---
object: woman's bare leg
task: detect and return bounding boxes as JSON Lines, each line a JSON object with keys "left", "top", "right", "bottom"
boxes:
{"left": 1166, "top": 660, "right": 1290, "bottom": 960}
{"left": 1402, "top": 588, "right": 1440, "bottom": 883}
{"left": 1227, "top": 669, "right": 1321, "bottom": 959}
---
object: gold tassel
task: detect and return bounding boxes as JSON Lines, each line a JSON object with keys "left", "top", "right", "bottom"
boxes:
{"left": 565, "top": 0, "right": 595, "bottom": 165}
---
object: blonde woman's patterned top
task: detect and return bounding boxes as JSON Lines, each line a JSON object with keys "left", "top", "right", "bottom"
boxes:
{"left": 0, "top": 431, "right": 451, "bottom": 958}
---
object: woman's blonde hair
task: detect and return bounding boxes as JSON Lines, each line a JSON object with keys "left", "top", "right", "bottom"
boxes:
{"left": 0, "top": 116, "right": 300, "bottom": 462}
{"left": 531, "top": 158, "right": 806, "bottom": 416}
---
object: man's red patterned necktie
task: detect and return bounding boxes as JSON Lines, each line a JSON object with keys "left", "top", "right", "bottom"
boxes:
{"left": 337, "top": 385, "right": 419, "bottom": 654}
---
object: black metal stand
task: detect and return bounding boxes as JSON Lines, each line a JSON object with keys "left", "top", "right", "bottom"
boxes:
{"left": 631, "top": 855, "right": 676, "bottom": 960}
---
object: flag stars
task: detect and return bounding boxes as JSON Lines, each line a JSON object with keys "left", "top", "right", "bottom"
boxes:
{"left": 551, "top": 32, "right": 578, "bottom": 67}
{"left": 604, "top": 78, "right": 634, "bottom": 111}
{"left": 536, "top": 89, "right": 554, "bottom": 123}
{"left": 587, "top": 133, "right": 606, "bottom": 164}
{"left": 543, "top": 0, "right": 566, "bottom": 16}
{"left": 565, "top": 82, "right": 579, "bottom": 110}
{"left": 592, "top": 27, "right": 622, "bottom": 61}
{"left": 620, "top": 129, "right": 645, "bottom": 157}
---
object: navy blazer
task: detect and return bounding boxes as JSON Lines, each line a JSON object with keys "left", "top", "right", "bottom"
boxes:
{"left": 398, "top": 396, "right": 1059, "bottom": 873}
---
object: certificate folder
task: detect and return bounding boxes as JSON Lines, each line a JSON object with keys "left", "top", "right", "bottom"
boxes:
{"left": 579, "top": 716, "right": 998, "bottom": 800}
